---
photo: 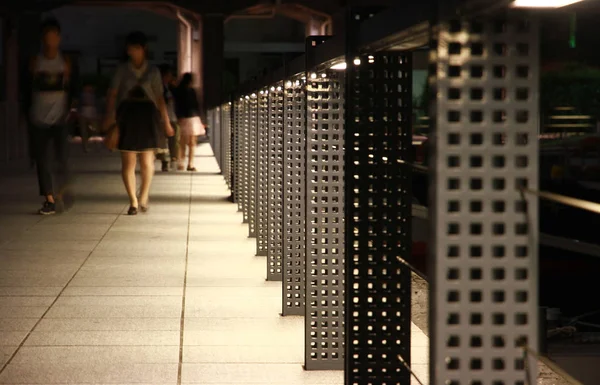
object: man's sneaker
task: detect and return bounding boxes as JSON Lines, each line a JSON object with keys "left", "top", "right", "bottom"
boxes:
{"left": 162, "top": 161, "right": 169, "bottom": 172}
{"left": 39, "top": 201, "right": 56, "bottom": 215}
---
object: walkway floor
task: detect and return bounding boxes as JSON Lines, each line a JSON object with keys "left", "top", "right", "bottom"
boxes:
{"left": 0, "top": 143, "right": 429, "bottom": 384}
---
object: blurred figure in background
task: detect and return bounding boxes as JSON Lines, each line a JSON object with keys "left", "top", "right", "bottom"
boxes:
{"left": 174, "top": 72, "right": 204, "bottom": 171}
{"left": 28, "top": 17, "right": 74, "bottom": 215}
{"left": 158, "top": 64, "right": 179, "bottom": 171}
{"left": 78, "top": 83, "right": 98, "bottom": 152}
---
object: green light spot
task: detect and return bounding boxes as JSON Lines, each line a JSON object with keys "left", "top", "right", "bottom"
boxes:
{"left": 569, "top": 13, "right": 577, "bottom": 49}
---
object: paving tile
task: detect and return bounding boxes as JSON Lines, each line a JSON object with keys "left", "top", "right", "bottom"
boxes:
{"left": 39, "top": 214, "right": 118, "bottom": 225}
{"left": 10, "top": 346, "right": 179, "bottom": 364}
{"left": 181, "top": 363, "right": 344, "bottom": 384}
{"left": 184, "top": 286, "right": 281, "bottom": 298}
{"left": 0, "top": 239, "right": 97, "bottom": 253}
{"left": 0, "top": 362, "right": 178, "bottom": 383}
{"left": 0, "top": 287, "right": 62, "bottom": 297}
{"left": 0, "top": 307, "right": 48, "bottom": 319}
{"left": 183, "top": 346, "right": 303, "bottom": 364}
{"left": 0, "top": 331, "right": 28, "bottom": 346}
{"left": 0, "top": 297, "right": 55, "bottom": 307}
{"left": 35, "top": 318, "right": 181, "bottom": 332}
{"left": 93, "top": 239, "right": 187, "bottom": 255}
{"left": 61, "top": 286, "right": 182, "bottom": 296}
{"left": 24, "top": 330, "right": 179, "bottom": 346}
{"left": 0, "top": 346, "right": 16, "bottom": 368}
{"left": 184, "top": 296, "right": 281, "bottom": 318}
{"left": 67, "top": 276, "right": 184, "bottom": 287}
{"left": 44, "top": 304, "right": 182, "bottom": 318}
{"left": 16, "top": 224, "right": 111, "bottom": 241}
{"left": 75, "top": 264, "right": 185, "bottom": 278}
{"left": 0, "top": 319, "right": 39, "bottom": 332}
{"left": 53, "top": 295, "right": 181, "bottom": 307}
{"left": 0, "top": 250, "right": 90, "bottom": 264}
{"left": 0, "top": 277, "right": 71, "bottom": 288}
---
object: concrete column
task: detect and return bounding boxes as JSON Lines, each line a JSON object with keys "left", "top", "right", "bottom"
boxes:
{"left": 190, "top": 18, "right": 203, "bottom": 118}
{"left": 305, "top": 18, "right": 322, "bottom": 37}
{"left": 202, "top": 14, "right": 224, "bottom": 112}
{"left": 177, "top": 20, "right": 191, "bottom": 76}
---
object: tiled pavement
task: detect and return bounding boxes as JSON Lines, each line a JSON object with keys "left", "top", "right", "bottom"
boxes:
{"left": 0, "top": 143, "right": 429, "bottom": 384}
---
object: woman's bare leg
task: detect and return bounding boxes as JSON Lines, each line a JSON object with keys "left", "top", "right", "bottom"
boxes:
{"left": 187, "top": 135, "right": 196, "bottom": 169}
{"left": 121, "top": 152, "right": 138, "bottom": 208}
{"left": 178, "top": 134, "right": 187, "bottom": 169}
{"left": 138, "top": 151, "right": 155, "bottom": 207}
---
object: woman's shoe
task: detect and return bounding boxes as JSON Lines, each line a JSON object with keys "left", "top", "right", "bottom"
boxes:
{"left": 140, "top": 204, "right": 149, "bottom": 213}
{"left": 127, "top": 206, "right": 138, "bottom": 215}
{"left": 177, "top": 164, "right": 185, "bottom": 171}
{"left": 187, "top": 166, "right": 197, "bottom": 172}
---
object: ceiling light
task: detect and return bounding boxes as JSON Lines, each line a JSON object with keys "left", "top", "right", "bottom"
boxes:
{"left": 511, "top": 0, "right": 584, "bottom": 8}
{"left": 330, "top": 62, "right": 347, "bottom": 70}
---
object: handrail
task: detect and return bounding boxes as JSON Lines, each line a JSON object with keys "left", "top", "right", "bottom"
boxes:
{"left": 521, "top": 188, "right": 600, "bottom": 216}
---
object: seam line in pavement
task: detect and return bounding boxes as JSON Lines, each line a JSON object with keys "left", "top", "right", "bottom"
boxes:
{"left": 0, "top": 204, "right": 127, "bottom": 376}
{"left": 177, "top": 172, "right": 193, "bottom": 385}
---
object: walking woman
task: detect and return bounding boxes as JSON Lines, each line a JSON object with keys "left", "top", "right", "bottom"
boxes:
{"left": 174, "top": 73, "right": 204, "bottom": 171}
{"left": 103, "top": 31, "right": 174, "bottom": 215}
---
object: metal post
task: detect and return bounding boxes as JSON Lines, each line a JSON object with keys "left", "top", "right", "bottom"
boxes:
{"left": 222, "top": 102, "right": 232, "bottom": 189}
{"left": 241, "top": 96, "right": 250, "bottom": 223}
{"left": 429, "top": 14, "right": 540, "bottom": 384}
{"left": 232, "top": 98, "right": 242, "bottom": 203}
{"left": 305, "top": 69, "right": 345, "bottom": 370}
{"left": 282, "top": 77, "right": 307, "bottom": 316}
{"left": 248, "top": 94, "right": 258, "bottom": 237}
{"left": 267, "top": 84, "right": 285, "bottom": 281}
{"left": 257, "top": 89, "right": 270, "bottom": 256}
{"left": 344, "top": 51, "right": 414, "bottom": 385}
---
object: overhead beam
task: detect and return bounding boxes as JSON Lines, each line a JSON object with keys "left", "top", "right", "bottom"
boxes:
{"left": 224, "top": 42, "right": 305, "bottom": 53}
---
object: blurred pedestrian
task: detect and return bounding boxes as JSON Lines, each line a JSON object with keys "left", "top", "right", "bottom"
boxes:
{"left": 28, "top": 17, "right": 74, "bottom": 215}
{"left": 157, "top": 64, "right": 179, "bottom": 171}
{"left": 174, "top": 72, "right": 204, "bottom": 171}
{"left": 102, "top": 31, "right": 174, "bottom": 215}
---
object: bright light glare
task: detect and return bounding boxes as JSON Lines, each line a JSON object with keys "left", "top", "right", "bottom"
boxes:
{"left": 512, "top": 0, "right": 583, "bottom": 8}
{"left": 353, "top": 58, "right": 361, "bottom": 65}
{"left": 310, "top": 73, "right": 317, "bottom": 79}
{"left": 330, "top": 62, "right": 347, "bottom": 70}
{"left": 285, "top": 81, "right": 292, "bottom": 87}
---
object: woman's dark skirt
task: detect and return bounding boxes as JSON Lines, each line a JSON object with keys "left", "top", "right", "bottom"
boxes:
{"left": 116, "top": 99, "right": 161, "bottom": 152}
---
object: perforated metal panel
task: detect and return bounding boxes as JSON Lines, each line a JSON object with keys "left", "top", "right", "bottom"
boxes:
{"left": 344, "top": 53, "right": 413, "bottom": 385}
{"left": 241, "top": 97, "right": 250, "bottom": 223}
{"left": 430, "top": 16, "right": 539, "bottom": 385}
{"left": 282, "top": 79, "right": 307, "bottom": 316}
{"left": 222, "top": 102, "right": 232, "bottom": 189}
{"left": 212, "top": 106, "right": 222, "bottom": 171}
{"left": 267, "top": 84, "right": 285, "bottom": 281}
{"left": 257, "top": 90, "right": 270, "bottom": 256}
{"left": 232, "top": 99, "right": 243, "bottom": 203}
{"left": 305, "top": 70, "right": 345, "bottom": 370}
{"left": 207, "top": 108, "right": 215, "bottom": 156}
{"left": 248, "top": 94, "right": 258, "bottom": 237}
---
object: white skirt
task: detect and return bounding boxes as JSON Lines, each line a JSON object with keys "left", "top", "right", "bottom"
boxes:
{"left": 179, "top": 117, "right": 205, "bottom": 137}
